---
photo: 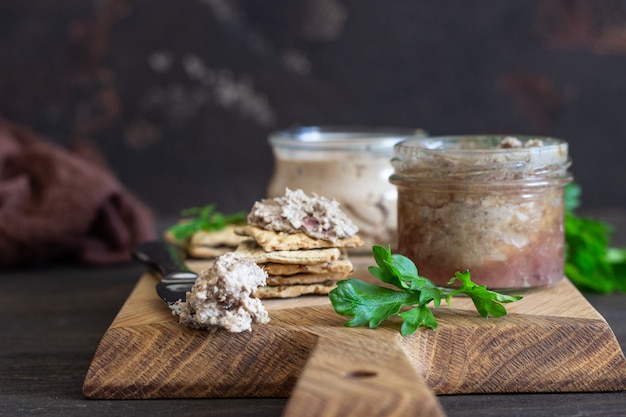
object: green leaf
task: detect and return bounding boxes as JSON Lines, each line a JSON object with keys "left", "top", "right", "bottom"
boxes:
{"left": 388, "top": 253, "right": 418, "bottom": 281}
{"left": 607, "top": 247, "right": 626, "bottom": 264}
{"left": 564, "top": 263, "right": 614, "bottom": 293}
{"left": 329, "top": 247, "right": 523, "bottom": 336}
{"left": 606, "top": 248, "right": 626, "bottom": 292}
{"left": 329, "top": 279, "right": 418, "bottom": 328}
{"left": 563, "top": 183, "right": 626, "bottom": 293}
{"left": 168, "top": 221, "right": 201, "bottom": 241}
{"left": 388, "top": 253, "right": 433, "bottom": 291}
{"left": 564, "top": 182, "right": 582, "bottom": 212}
{"left": 399, "top": 305, "right": 438, "bottom": 335}
{"left": 166, "top": 204, "right": 246, "bottom": 242}
{"left": 418, "top": 286, "right": 444, "bottom": 308}
{"left": 448, "top": 271, "right": 522, "bottom": 318}
{"left": 369, "top": 245, "right": 405, "bottom": 289}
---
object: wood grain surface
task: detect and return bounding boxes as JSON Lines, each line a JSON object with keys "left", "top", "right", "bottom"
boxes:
{"left": 82, "top": 256, "right": 626, "bottom": 417}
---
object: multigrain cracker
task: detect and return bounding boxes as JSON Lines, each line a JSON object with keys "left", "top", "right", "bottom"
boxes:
{"left": 235, "top": 239, "right": 340, "bottom": 264}
{"left": 257, "top": 282, "right": 337, "bottom": 299}
{"left": 262, "top": 255, "right": 353, "bottom": 276}
{"left": 235, "top": 225, "right": 363, "bottom": 252}
{"left": 267, "top": 272, "right": 348, "bottom": 286}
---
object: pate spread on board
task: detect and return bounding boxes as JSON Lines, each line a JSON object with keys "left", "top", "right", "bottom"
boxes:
{"left": 171, "top": 252, "right": 270, "bottom": 332}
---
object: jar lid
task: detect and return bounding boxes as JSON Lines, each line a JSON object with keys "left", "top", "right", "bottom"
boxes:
{"left": 270, "top": 126, "right": 427, "bottom": 153}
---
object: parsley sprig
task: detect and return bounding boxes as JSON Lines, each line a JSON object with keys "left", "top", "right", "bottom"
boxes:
{"left": 166, "top": 204, "right": 246, "bottom": 242}
{"left": 564, "top": 183, "right": 626, "bottom": 293}
{"left": 329, "top": 246, "right": 522, "bottom": 336}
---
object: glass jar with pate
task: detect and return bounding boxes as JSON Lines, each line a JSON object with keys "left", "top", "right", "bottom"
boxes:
{"left": 390, "top": 135, "right": 572, "bottom": 289}
{"left": 267, "top": 126, "right": 427, "bottom": 252}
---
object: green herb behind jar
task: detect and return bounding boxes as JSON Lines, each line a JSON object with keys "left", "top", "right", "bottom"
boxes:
{"left": 564, "top": 183, "right": 626, "bottom": 293}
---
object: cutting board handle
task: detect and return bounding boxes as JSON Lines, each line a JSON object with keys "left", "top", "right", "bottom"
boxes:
{"left": 282, "top": 336, "right": 446, "bottom": 417}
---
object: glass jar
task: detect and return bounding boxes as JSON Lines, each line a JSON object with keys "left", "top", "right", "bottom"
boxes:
{"left": 267, "top": 126, "right": 427, "bottom": 252}
{"left": 390, "top": 135, "right": 572, "bottom": 289}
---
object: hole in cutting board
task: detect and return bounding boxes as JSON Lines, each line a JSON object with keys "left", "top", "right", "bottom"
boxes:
{"left": 346, "top": 370, "right": 378, "bottom": 378}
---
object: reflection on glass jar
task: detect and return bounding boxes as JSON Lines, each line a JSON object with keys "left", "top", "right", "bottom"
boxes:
{"left": 267, "top": 126, "right": 427, "bottom": 252}
{"left": 390, "top": 135, "right": 572, "bottom": 289}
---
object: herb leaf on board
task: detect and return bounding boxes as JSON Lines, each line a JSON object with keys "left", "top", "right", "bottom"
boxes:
{"left": 167, "top": 204, "right": 246, "bottom": 242}
{"left": 329, "top": 246, "right": 522, "bottom": 336}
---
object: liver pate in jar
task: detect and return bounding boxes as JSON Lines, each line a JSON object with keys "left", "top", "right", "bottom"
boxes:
{"left": 390, "top": 135, "right": 572, "bottom": 289}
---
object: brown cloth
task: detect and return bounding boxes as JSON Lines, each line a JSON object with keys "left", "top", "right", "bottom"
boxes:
{"left": 0, "top": 117, "right": 156, "bottom": 267}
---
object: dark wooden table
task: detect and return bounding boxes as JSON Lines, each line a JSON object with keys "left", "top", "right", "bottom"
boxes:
{"left": 3, "top": 211, "right": 626, "bottom": 417}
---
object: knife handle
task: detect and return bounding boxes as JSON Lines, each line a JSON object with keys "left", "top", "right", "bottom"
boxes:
{"left": 133, "top": 241, "right": 198, "bottom": 282}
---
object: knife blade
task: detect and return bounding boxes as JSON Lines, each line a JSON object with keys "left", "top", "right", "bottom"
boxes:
{"left": 133, "top": 241, "right": 198, "bottom": 305}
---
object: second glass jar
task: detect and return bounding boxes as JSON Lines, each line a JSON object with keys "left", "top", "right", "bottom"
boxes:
{"left": 390, "top": 135, "right": 572, "bottom": 289}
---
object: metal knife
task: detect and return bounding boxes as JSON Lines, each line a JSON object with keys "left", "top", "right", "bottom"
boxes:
{"left": 133, "top": 241, "right": 198, "bottom": 305}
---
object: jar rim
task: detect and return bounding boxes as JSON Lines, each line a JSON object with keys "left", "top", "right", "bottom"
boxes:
{"left": 394, "top": 135, "right": 567, "bottom": 154}
{"left": 270, "top": 126, "right": 427, "bottom": 151}
{"left": 393, "top": 135, "right": 569, "bottom": 170}
{"left": 391, "top": 134, "right": 571, "bottom": 186}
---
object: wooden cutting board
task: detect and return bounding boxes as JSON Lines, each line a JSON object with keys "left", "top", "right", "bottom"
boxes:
{"left": 83, "top": 256, "right": 626, "bottom": 417}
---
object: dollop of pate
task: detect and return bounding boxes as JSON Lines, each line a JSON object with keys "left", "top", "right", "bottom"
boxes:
{"left": 247, "top": 188, "right": 358, "bottom": 242}
{"left": 171, "top": 252, "right": 269, "bottom": 332}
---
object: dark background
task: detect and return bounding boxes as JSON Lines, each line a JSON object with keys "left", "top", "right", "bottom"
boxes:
{"left": 1, "top": 0, "right": 625, "bottom": 218}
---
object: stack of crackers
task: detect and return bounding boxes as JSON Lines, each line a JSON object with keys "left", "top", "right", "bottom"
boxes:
{"left": 233, "top": 224, "right": 363, "bottom": 298}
